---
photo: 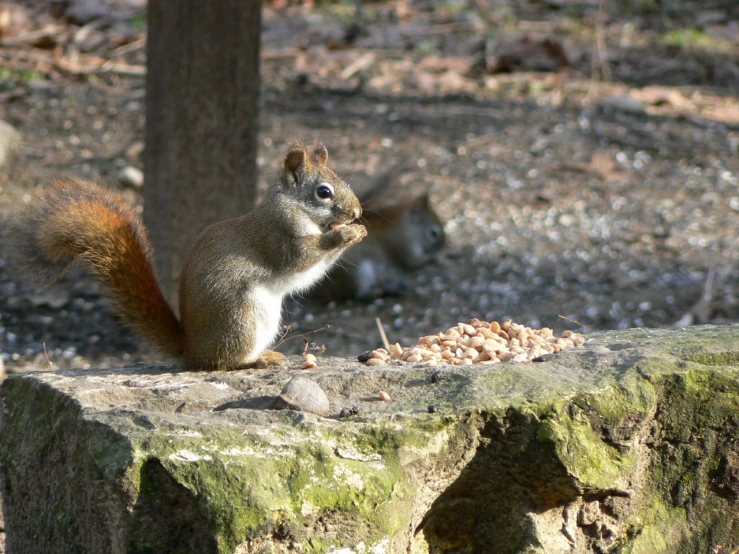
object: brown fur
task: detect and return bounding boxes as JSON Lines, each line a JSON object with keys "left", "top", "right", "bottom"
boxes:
{"left": 8, "top": 179, "right": 184, "bottom": 359}
{"left": 310, "top": 193, "right": 445, "bottom": 301}
{"left": 8, "top": 145, "right": 364, "bottom": 371}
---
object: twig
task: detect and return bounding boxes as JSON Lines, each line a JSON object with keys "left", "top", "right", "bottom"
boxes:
{"left": 401, "top": 21, "right": 478, "bottom": 36}
{"left": 674, "top": 266, "right": 727, "bottom": 326}
{"left": 557, "top": 314, "right": 593, "bottom": 332}
{"left": 594, "top": 0, "right": 611, "bottom": 82}
{"left": 86, "top": 73, "right": 131, "bottom": 94}
{"left": 442, "top": 105, "right": 505, "bottom": 119}
{"left": 0, "top": 24, "right": 64, "bottom": 47}
{"left": 109, "top": 38, "right": 146, "bottom": 58}
{"left": 42, "top": 343, "right": 55, "bottom": 370}
{"left": 461, "top": 132, "right": 499, "bottom": 148}
{"left": 54, "top": 54, "right": 146, "bottom": 77}
{"left": 375, "top": 317, "right": 391, "bottom": 351}
{"left": 340, "top": 52, "right": 376, "bottom": 80}
{"left": 98, "top": 60, "right": 146, "bottom": 76}
{"left": 587, "top": 0, "right": 611, "bottom": 99}
{"left": 262, "top": 48, "right": 299, "bottom": 60}
{"left": 0, "top": 89, "right": 28, "bottom": 102}
{"left": 272, "top": 324, "right": 332, "bottom": 348}
{"left": 72, "top": 20, "right": 105, "bottom": 46}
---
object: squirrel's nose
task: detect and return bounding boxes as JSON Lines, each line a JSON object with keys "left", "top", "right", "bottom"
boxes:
{"left": 352, "top": 206, "right": 362, "bottom": 220}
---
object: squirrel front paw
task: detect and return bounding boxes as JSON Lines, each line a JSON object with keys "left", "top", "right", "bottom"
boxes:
{"left": 334, "top": 223, "right": 367, "bottom": 247}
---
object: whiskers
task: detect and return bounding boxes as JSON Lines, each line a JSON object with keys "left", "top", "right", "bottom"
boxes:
{"left": 358, "top": 203, "right": 391, "bottom": 226}
{"left": 334, "top": 255, "right": 358, "bottom": 271}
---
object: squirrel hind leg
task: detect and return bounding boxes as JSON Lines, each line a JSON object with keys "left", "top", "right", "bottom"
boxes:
{"left": 241, "top": 350, "right": 286, "bottom": 369}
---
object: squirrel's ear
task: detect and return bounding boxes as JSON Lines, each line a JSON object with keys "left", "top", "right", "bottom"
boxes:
{"left": 284, "top": 147, "right": 309, "bottom": 173}
{"left": 311, "top": 144, "right": 329, "bottom": 166}
{"left": 283, "top": 146, "right": 311, "bottom": 185}
{"left": 410, "top": 193, "right": 431, "bottom": 212}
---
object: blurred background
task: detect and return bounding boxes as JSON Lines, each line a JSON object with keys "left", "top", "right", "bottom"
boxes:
{"left": 0, "top": 0, "right": 737, "bottom": 371}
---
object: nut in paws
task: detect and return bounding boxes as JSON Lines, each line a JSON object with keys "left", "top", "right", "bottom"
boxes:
{"left": 337, "top": 224, "right": 367, "bottom": 246}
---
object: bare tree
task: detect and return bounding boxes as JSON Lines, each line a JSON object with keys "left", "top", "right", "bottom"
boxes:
{"left": 144, "top": 1, "right": 262, "bottom": 306}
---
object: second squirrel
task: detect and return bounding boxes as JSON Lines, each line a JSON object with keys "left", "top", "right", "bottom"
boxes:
{"left": 9, "top": 143, "right": 366, "bottom": 370}
{"left": 309, "top": 193, "right": 446, "bottom": 301}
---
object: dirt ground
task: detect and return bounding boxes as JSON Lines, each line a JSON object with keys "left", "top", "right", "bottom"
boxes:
{"left": 0, "top": 0, "right": 738, "bottom": 376}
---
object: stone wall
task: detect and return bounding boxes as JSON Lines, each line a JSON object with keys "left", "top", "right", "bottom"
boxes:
{"left": 2, "top": 325, "right": 739, "bottom": 553}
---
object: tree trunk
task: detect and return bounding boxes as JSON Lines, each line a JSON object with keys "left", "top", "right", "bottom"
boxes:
{"left": 144, "top": 1, "right": 262, "bottom": 308}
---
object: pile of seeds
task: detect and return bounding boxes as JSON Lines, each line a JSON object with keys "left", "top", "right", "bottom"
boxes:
{"left": 363, "top": 319, "right": 585, "bottom": 367}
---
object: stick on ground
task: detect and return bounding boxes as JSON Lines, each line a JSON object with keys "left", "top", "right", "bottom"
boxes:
{"left": 375, "top": 317, "right": 390, "bottom": 351}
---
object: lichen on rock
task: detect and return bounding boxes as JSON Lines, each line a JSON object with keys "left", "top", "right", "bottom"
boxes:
{"left": 3, "top": 324, "right": 739, "bottom": 553}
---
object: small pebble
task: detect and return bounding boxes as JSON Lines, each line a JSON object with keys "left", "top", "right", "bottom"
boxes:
{"left": 601, "top": 94, "right": 646, "bottom": 114}
{"left": 428, "top": 404, "right": 437, "bottom": 413}
{"left": 430, "top": 370, "right": 443, "bottom": 383}
{"left": 274, "top": 376, "right": 330, "bottom": 417}
{"left": 118, "top": 165, "right": 144, "bottom": 188}
{"left": 378, "top": 391, "right": 391, "bottom": 401}
{"left": 357, "top": 351, "right": 372, "bottom": 363}
{"left": 125, "top": 141, "right": 144, "bottom": 160}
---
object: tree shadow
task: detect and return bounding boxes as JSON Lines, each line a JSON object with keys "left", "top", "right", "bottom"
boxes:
{"left": 417, "top": 409, "right": 581, "bottom": 553}
{"left": 127, "top": 458, "right": 219, "bottom": 554}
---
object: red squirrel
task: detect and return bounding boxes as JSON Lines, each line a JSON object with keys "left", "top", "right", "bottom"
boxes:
{"left": 9, "top": 144, "right": 366, "bottom": 370}
{"left": 311, "top": 192, "right": 445, "bottom": 301}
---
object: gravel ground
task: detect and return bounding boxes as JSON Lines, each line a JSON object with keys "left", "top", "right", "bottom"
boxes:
{"left": 0, "top": 0, "right": 737, "bottom": 372}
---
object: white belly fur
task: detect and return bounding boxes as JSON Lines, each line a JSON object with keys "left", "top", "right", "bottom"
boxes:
{"left": 243, "top": 286, "right": 283, "bottom": 362}
{"left": 280, "top": 218, "right": 339, "bottom": 294}
{"left": 276, "top": 258, "right": 334, "bottom": 295}
{"left": 243, "top": 258, "right": 335, "bottom": 362}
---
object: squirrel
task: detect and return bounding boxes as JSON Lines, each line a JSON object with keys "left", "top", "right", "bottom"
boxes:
{"left": 8, "top": 143, "right": 366, "bottom": 370}
{"left": 308, "top": 192, "right": 445, "bottom": 301}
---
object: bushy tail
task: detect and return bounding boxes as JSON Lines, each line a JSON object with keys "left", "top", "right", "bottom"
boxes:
{"left": 8, "top": 178, "right": 184, "bottom": 360}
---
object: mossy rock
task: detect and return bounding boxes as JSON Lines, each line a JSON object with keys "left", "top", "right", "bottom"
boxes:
{"left": 2, "top": 324, "right": 739, "bottom": 553}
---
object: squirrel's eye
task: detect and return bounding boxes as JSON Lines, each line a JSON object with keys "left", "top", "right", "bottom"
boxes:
{"left": 315, "top": 184, "right": 334, "bottom": 200}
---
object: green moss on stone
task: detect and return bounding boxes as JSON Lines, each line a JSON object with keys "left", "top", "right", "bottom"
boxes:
{"left": 611, "top": 363, "right": 739, "bottom": 553}
{"left": 655, "top": 369, "right": 739, "bottom": 444}
{"left": 10, "top": 325, "right": 739, "bottom": 553}
{"left": 88, "top": 423, "right": 135, "bottom": 482}
{"left": 582, "top": 369, "right": 656, "bottom": 424}
{"left": 115, "top": 413, "right": 439, "bottom": 553}
{"left": 684, "top": 351, "right": 739, "bottom": 367}
{"left": 621, "top": 498, "right": 687, "bottom": 554}
{"left": 533, "top": 376, "right": 653, "bottom": 490}
{"left": 538, "top": 408, "right": 630, "bottom": 489}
